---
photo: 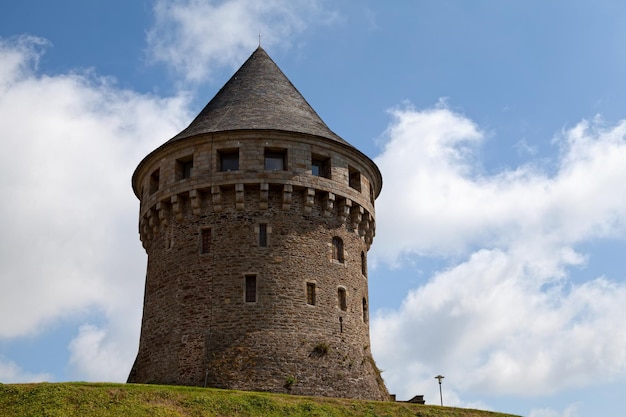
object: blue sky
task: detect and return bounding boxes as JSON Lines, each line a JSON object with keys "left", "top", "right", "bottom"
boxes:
{"left": 2, "top": 1, "right": 626, "bottom": 416}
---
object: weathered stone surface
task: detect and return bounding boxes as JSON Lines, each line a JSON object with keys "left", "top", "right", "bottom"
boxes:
{"left": 128, "top": 48, "right": 387, "bottom": 401}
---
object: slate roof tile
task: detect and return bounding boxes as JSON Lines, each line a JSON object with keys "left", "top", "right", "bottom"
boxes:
{"left": 168, "top": 47, "right": 351, "bottom": 147}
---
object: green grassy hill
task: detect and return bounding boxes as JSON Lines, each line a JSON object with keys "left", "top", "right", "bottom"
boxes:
{"left": 0, "top": 382, "right": 521, "bottom": 417}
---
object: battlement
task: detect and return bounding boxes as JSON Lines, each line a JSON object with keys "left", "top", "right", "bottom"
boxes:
{"left": 140, "top": 183, "right": 376, "bottom": 248}
{"left": 134, "top": 131, "right": 379, "bottom": 250}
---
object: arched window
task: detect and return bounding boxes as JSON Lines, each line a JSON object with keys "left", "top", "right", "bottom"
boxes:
{"left": 338, "top": 288, "right": 347, "bottom": 311}
{"left": 332, "top": 237, "right": 344, "bottom": 263}
{"left": 361, "top": 251, "right": 367, "bottom": 276}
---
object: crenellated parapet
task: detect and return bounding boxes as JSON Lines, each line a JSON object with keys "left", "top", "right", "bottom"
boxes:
{"left": 133, "top": 130, "right": 381, "bottom": 252}
{"left": 138, "top": 180, "right": 377, "bottom": 249}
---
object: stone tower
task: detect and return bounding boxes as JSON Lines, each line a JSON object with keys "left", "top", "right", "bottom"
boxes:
{"left": 128, "top": 47, "right": 387, "bottom": 400}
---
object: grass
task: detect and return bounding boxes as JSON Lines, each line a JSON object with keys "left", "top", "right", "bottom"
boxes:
{"left": 0, "top": 382, "right": 521, "bottom": 417}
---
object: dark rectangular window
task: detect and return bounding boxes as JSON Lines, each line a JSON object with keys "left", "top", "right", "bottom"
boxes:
{"left": 338, "top": 288, "right": 347, "bottom": 311}
{"left": 201, "top": 229, "right": 211, "bottom": 254}
{"left": 245, "top": 275, "right": 257, "bottom": 303}
{"left": 362, "top": 298, "right": 368, "bottom": 323}
{"left": 348, "top": 166, "right": 361, "bottom": 191}
{"left": 332, "top": 237, "right": 344, "bottom": 263}
{"left": 182, "top": 160, "right": 193, "bottom": 179}
{"left": 361, "top": 251, "right": 367, "bottom": 276}
{"left": 259, "top": 223, "right": 267, "bottom": 247}
{"left": 149, "top": 169, "right": 160, "bottom": 194}
{"left": 265, "top": 149, "right": 286, "bottom": 171}
{"left": 312, "top": 155, "right": 331, "bottom": 178}
{"left": 176, "top": 156, "right": 193, "bottom": 180}
{"left": 311, "top": 163, "right": 320, "bottom": 176}
{"left": 306, "top": 282, "right": 316, "bottom": 305}
{"left": 219, "top": 149, "right": 239, "bottom": 171}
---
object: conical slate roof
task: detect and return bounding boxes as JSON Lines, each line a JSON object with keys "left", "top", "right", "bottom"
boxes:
{"left": 168, "top": 47, "right": 350, "bottom": 146}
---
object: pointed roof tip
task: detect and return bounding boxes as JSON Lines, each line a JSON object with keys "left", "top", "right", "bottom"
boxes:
{"left": 168, "top": 47, "right": 351, "bottom": 147}
{"left": 252, "top": 44, "right": 267, "bottom": 56}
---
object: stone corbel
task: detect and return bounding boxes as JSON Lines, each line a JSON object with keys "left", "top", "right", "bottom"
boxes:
{"left": 322, "top": 192, "right": 335, "bottom": 217}
{"left": 366, "top": 218, "right": 376, "bottom": 246}
{"left": 282, "top": 184, "right": 293, "bottom": 211}
{"left": 363, "top": 215, "right": 375, "bottom": 243}
{"left": 359, "top": 211, "right": 371, "bottom": 237}
{"left": 147, "top": 207, "right": 159, "bottom": 234}
{"left": 139, "top": 215, "right": 151, "bottom": 247}
{"left": 350, "top": 205, "right": 364, "bottom": 231}
{"left": 211, "top": 186, "right": 222, "bottom": 212}
{"left": 259, "top": 183, "right": 269, "bottom": 210}
{"left": 156, "top": 201, "right": 169, "bottom": 228}
{"left": 190, "top": 189, "right": 201, "bottom": 215}
{"left": 303, "top": 188, "right": 315, "bottom": 214}
{"left": 338, "top": 198, "right": 352, "bottom": 223}
{"left": 171, "top": 195, "right": 183, "bottom": 221}
{"left": 235, "top": 183, "right": 245, "bottom": 211}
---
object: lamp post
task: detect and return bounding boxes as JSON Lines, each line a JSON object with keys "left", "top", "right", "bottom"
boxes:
{"left": 434, "top": 375, "right": 445, "bottom": 406}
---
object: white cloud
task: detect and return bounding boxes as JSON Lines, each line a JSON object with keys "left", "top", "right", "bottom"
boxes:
{"left": 0, "top": 357, "right": 51, "bottom": 383}
{"left": 529, "top": 404, "right": 581, "bottom": 417}
{"left": 0, "top": 35, "right": 49, "bottom": 91}
{"left": 68, "top": 324, "right": 134, "bottom": 381}
{"left": 147, "top": 0, "right": 336, "bottom": 83}
{"left": 0, "top": 36, "right": 190, "bottom": 380}
{"left": 374, "top": 105, "right": 626, "bottom": 264}
{"left": 371, "top": 104, "right": 626, "bottom": 402}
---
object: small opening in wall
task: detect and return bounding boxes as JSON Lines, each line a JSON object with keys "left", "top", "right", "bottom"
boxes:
{"left": 362, "top": 297, "right": 368, "bottom": 323}
{"left": 245, "top": 275, "right": 257, "bottom": 303}
{"left": 312, "top": 154, "right": 331, "bottom": 178}
{"left": 200, "top": 228, "right": 211, "bottom": 254}
{"left": 166, "top": 228, "right": 174, "bottom": 250}
{"left": 149, "top": 168, "right": 160, "bottom": 194}
{"left": 348, "top": 166, "right": 361, "bottom": 192}
{"left": 176, "top": 156, "right": 193, "bottom": 180}
{"left": 265, "top": 148, "right": 286, "bottom": 171}
{"left": 259, "top": 223, "right": 268, "bottom": 247}
{"left": 338, "top": 288, "right": 347, "bottom": 311}
{"left": 332, "top": 237, "right": 344, "bottom": 263}
{"left": 306, "top": 282, "right": 316, "bottom": 305}
{"left": 219, "top": 149, "right": 239, "bottom": 171}
{"left": 361, "top": 251, "right": 367, "bottom": 277}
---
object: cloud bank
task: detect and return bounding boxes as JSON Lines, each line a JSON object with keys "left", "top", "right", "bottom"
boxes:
{"left": 371, "top": 104, "right": 626, "bottom": 404}
{"left": 0, "top": 357, "right": 50, "bottom": 383}
{"left": 0, "top": 35, "right": 190, "bottom": 381}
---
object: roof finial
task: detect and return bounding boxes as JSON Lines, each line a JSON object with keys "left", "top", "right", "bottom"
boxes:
{"left": 258, "top": 32, "right": 261, "bottom": 47}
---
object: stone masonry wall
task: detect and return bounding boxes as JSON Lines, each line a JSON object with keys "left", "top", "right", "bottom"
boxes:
{"left": 128, "top": 131, "right": 388, "bottom": 400}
